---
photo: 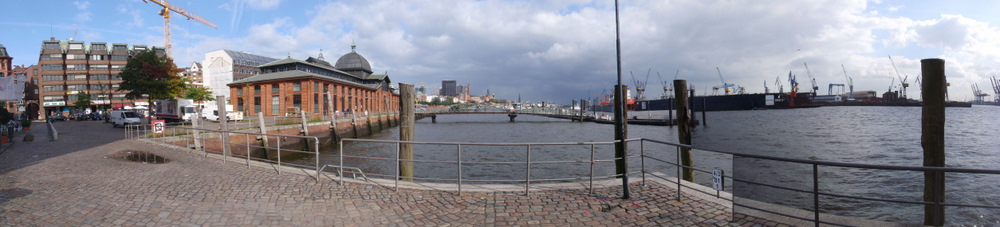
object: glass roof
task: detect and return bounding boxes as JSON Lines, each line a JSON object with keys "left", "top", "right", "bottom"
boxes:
{"left": 224, "top": 50, "right": 279, "bottom": 67}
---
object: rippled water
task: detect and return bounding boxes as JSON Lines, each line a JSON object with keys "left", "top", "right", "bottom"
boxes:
{"left": 301, "top": 105, "right": 1000, "bottom": 225}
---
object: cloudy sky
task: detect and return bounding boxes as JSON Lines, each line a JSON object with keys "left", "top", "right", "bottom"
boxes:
{"left": 2, "top": 0, "right": 1000, "bottom": 103}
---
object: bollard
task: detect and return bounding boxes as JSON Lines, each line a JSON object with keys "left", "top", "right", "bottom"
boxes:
{"left": 921, "top": 58, "right": 946, "bottom": 226}
{"left": 398, "top": 83, "right": 415, "bottom": 181}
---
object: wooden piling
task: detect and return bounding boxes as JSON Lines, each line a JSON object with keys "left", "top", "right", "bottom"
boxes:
{"left": 300, "top": 111, "right": 309, "bottom": 136}
{"left": 614, "top": 85, "right": 629, "bottom": 177}
{"left": 216, "top": 96, "right": 230, "bottom": 159}
{"left": 328, "top": 92, "right": 339, "bottom": 141}
{"left": 399, "top": 83, "right": 415, "bottom": 181}
{"left": 702, "top": 97, "right": 707, "bottom": 126}
{"left": 257, "top": 114, "right": 269, "bottom": 159}
{"left": 674, "top": 80, "right": 694, "bottom": 182}
{"left": 921, "top": 58, "right": 946, "bottom": 226}
{"left": 667, "top": 99, "right": 673, "bottom": 126}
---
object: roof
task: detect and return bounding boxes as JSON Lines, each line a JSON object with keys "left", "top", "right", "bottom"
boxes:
{"left": 258, "top": 57, "right": 358, "bottom": 77}
{"left": 227, "top": 70, "right": 384, "bottom": 90}
{"left": 222, "top": 50, "right": 278, "bottom": 67}
{"left": 0, "top": 44, "right": 9, "bottom": 58}
{"left": 334, "top": 52, "right": 372, "bottom": 73}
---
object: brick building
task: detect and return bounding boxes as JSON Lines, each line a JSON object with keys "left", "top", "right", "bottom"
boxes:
{"left": 0, "top": 44, "right": 12, "bottom": 77}
{"left": 37, "top": 38, "right": 163, "bottom": 119}
{"left": 182, "top": 61, "right": 203, "bottom": 86}
{"left": 227, "top": 44, "right": 398, "bottom": 117}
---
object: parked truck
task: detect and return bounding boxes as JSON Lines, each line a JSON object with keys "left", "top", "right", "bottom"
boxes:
{"left": 154, "top": 99, "right": 199, "bottom": 122}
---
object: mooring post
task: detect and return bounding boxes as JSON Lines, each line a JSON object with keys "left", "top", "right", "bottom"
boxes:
{"left": 216, "top": 95, "right": 230, "bottom": 161}
{"left": 430, "top": 114, "right": 437, "bottom": 123}
{"left": 300, "top": 111, "right": 309, "bottom": 136}
{"left": 614, "top": 85, "right": 629, "bottom": 193}
{"left": 667, "top": 98, "right": 674, "bottom": 126}
{"left": 257, "top": 114, "right": 269, "bottom": 160}
{"left": 399, "top": 83, "right": 415, "bottom": 181}
{"left": 674, "top": 80, "right": 694, "bottom": 182}
{"left": 702, "top": 97, "right": 707, "bottom": 126}
{"left": 328, "top": 92, "right": 339, "bottom": 141}
{"left": 921, "top": 58, "right": 946, "bottom": 226}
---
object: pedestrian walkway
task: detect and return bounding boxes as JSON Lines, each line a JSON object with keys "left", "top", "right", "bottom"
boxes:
{"left": 0, "top": 121, "right": 788, "bottom": 226}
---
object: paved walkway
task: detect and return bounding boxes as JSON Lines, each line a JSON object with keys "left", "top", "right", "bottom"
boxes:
{"left": 0, "top": 121, "right": 786, "bottom": 226}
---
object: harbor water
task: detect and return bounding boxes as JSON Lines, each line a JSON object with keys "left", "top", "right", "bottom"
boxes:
{"left": 299, "top": 105, "right": 1000, "bottom": 225}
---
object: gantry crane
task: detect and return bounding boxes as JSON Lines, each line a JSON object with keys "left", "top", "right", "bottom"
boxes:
{"left": 712, "top": 67, "right": 735, "bottom": 95}
{"left": 143, "top": 0, "right": 217, "bottom": 58}
{"left": 803, "top": 62, "right": 819, "bottom": 95}
{"left": 972, "top": 83, "right": 989, "bottom": 104}
{"left": 657, "top": 70, "right": 677, "bottom": 99}
{"left": 888, "top": 55, "right": 910, "bottom": 100}
{"left": 841, "top": 64, "right": 854, "bottom": 99}
{"left": 992, "top": 76, "right": 1000, "bottom": 103}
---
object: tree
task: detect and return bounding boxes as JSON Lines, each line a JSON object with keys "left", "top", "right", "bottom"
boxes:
{"left": 73, "top": 91, "right": 92, "bottom": 110}
{"left": 182, "top": 86, "right": 215, "bottom": 119}
{"left": 117, "top": 50, "right": 187, "bottom": 120}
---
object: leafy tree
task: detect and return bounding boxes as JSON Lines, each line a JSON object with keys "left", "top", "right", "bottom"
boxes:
{"left": 73, "top": 91, "right": 92, "bottom": 109}
{"left": 182, "top": 86, "right": 215, "bottom": 120}
{"left": 117, "top": 50, "right": 187, "bottom": 119}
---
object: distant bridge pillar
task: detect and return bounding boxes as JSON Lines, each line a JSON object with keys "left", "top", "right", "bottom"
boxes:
{"left": 508, "top": 113, "right": 517, "bottom": 122}
{"left": 430, "top": 114, "right": 437, "bottom": 123}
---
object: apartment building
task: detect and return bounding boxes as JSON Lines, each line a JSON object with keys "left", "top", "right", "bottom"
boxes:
{"left": 37, "top": 37, "right": 163, "bottom": 119}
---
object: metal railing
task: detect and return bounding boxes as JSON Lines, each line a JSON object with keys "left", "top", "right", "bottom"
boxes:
{"left": 338, "top": 138, "right": 645, "bottom": 195}
{"left": 126, "top": 123, "right": 324, "bottom": 181}
{"left": 637, "top": 138, "right": 1000, "bottom": 226}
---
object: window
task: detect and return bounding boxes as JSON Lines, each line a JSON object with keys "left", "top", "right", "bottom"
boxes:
{"left": 67, "top": 85, "right": 85, "bottom": 91}
{"left": 271, "top": 96, "right": 279, "bottom": 115}
{"left": 66, "top": 54, "right": 86, "bottom": 60}
{"left": 42, "top": 65, "right": 63, "bottom": 71}
{"left": 43, "top": 42, "right": 60, "bottom": 50}
{"left": 293, "top": 94, "right": 301, "bottom": 110}
{"left": 66, "top": 64, "right": 87, "bottom": 70}
{"left": 68, "top": 43, "right": 83, "bottom": 50}
{"left": 314, "top": 94, "right": 319, "bottom": 113}
{"left": 254, "top": 97, "right": 261, "bottom": 113}
{"left": 41, "top": 54, "right": 62, "bottom": 60}
{"left": 33, "top": 69, "right": 38, "bottom": 76}
{"left": 111, "top": 74, "right": 122, "bottom": 80}
{"left": 237, "top": 87, "right": 243, "bottom": 96}
{"left": 43, "top": 85, "right": 64, "bottom": 92}
{"left": 67, "top": 75, "right": 87, "bottom": 81}
{"left": 111, "top": 55, "right": 128, "bottom": 61}
{"left": 314, "top": 82, "right": 319, "bottom": 91}
{"left": 42, "top": 75, "right": 62, "bottom": 81}
{"left": 237, "top": 98, "right": 244, "bottom": 112}
{"left": 90, "top": 65, "right": 108, "bottom": 71}
{"left": 272, "top": 85, "right": 279, "bottom": 93}
{"left": 91, "top": 74, "right": 109, "bottom": 80}
{"left": 44, "top": 96, "right": 64, "bottom": 101}
{"left": 113, "top": 94, "right": 125, "bottom": 100}
{"left": 293, "top": 82, "right": 301, "bottom": 92}
{"left": 254, "top": 86, "right": 261, "bottom": 95}
{"left": 90, "top": 55, "right": 106, "bottom": 61}
{"left": 111, "top": 65, "right": 125, "bottom": 70}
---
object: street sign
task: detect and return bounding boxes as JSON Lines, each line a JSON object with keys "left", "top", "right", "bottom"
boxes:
{"left": 712, "top": 169, "right": 724, "bottom": 191}
{"left": 152, "top": 120, "right": 165, "bottom": 134}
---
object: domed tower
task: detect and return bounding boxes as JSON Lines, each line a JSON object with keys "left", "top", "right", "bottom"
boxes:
{"left": 334, "top": 42, "right": 373, "bottom": 78}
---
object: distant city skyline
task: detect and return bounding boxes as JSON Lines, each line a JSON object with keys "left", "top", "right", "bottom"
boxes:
{"left": 2, "top": 1, "right": 1000, "bottom": 103}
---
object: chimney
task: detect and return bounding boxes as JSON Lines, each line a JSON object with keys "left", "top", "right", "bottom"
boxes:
{"left": 50, "top": 37, "right": 55, "bottom": 41}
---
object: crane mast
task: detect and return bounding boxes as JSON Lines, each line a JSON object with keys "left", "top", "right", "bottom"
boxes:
{"left": 888, "top": 55, "right": 909, "bottom": 100}
{"left": 143, "top": 0, "right": 217, "bottom": 58}
{"left": 803, "top": 62, "right": 819, "bottom": 95}
{"left": 841, "top": 64, "right": 853, "bottom": 99}
{"left": 713, "top": 67, "right": 735, "bottom": 95}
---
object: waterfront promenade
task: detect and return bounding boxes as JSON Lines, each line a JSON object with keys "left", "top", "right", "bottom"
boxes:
{"left": 0, "top": 121, "right": 781, "bottom": 226}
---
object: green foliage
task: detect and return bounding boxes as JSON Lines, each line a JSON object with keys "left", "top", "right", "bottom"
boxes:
{"left": 20, "top": 119, "right": 31, "bottom": 127}
{"left": 117, "top": 50, "right": 187, "bottom": 115}
{"left": 418, "top": 97, "right": 456, "bottom": 106}
{"left": 73, "top": 91, "right": 92, "bottom": 109}
{"left": 183, "top": 86, "right": 215, "bottom": 103}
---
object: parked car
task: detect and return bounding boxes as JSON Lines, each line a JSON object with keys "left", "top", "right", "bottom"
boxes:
{"left": 48, "top": 115, "right": 67, "bottom": 121}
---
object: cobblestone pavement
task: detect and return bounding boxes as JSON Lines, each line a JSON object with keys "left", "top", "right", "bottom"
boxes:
{"left": 0, "top": 121, "right": 788, "bottom": 226}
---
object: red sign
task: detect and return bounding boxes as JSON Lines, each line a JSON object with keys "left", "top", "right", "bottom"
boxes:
{"left": 152, "top": 120, "right": 166, "bottom": 134}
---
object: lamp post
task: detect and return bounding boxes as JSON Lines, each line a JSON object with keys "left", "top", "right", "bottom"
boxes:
{"left": 613, "top": 0, "right": 630, "bottom": 200}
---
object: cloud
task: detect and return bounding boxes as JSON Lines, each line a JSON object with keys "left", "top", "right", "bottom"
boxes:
{"left": 74, "top": 1, "right": 92, "bottom": 21}
{"left": 169, "top": 0, "right": 1000, "bottom": 102}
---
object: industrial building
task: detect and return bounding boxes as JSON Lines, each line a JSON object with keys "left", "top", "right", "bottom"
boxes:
{"left": 201, "top": 49, "right": 278, "bottom": 113}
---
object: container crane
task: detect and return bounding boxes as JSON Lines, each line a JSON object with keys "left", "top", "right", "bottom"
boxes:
{"left": 992, "top": 76, "right": 1000, "bottom": 103}
{"left": 888, "top": 55, "right": 910, "bottom": 100}
{"left": 143, "top": 0, "right": 217, "bottom": 58}
{"left": 841, "top": 64, "right": 854, "bottom": 99}
{"left": 972, "top": 83, "right": 989, "bottom": 104}
{"left": 803, "top": 62, "right": 819, "bottom": 95}
{"left": 657, "top": 70, "right": 677, "bottom": 99}
{"left": 629, "top": 68, "right": 651, "bottom": 101}
{"left": 712, "top": 67, "right": 735, "bottom": 95}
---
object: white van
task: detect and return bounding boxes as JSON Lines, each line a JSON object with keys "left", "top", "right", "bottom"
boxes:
{"left": 110, "top": 110, "right": 142, "bottom": 128}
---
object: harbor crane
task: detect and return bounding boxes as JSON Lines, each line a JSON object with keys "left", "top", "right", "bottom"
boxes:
{"left": 841, "top": 64, "right": 854, "bottom": 99}
{"left": 803, "top": 62, "right": 820, "bottom": 95}
{"left": 143, "top": 0, "right": 217, "bottom": 58}
{"left": 629, "top": 68, "right": 651, "bottom": 101}
{"left": 712, "top": 67, "right": 735, "bottom": 95}
{"left": 972, "top": 83, "right": 989, "bottom": 104}
{"left": 992, "top": 76, "right": 1000, "bottom": 103}
{"left": 888, "top": 55, "right": 910, "bottom": 100}
{"left": 775, "top": 76, "right": 784, "bottom": 94}
{"left": 657, "top": 70, "right": 677, "bottom": 99}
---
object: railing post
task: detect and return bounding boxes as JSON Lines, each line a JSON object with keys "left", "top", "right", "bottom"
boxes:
{"left": 640, "top": 139, "right": 646, "bottom": 186}
{"left": 525, "top": 144, "right": 531, "bottom": 196}
{"left": 813, "top": 163, "right": 820, "bottom": 227}
{"left": 395, "top": 142, "right": 400, "bottom": 192}
{"left": 590, "top": 144, "right": 595, "bottom": 194}
{"left": 457, "top": 144, "right": 462, "bottom": 195}
{"left": 339, "top": 140, "right": 344, "bottom": 186}
{"left": 276, "top": 136, "right": 281, "bottom": 175}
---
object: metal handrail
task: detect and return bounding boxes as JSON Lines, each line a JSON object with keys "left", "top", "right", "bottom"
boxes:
{"left": 319, "top": 164, "right": 369, "bottom": 181}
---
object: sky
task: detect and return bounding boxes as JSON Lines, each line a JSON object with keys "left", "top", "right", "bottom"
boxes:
{"left": 2, "top": 0, "right": 1000, "bottom": 103}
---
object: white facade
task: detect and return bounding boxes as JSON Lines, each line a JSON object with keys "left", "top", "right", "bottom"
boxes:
{"left": 202, "top": 50, "right": 234, "bottom": 112}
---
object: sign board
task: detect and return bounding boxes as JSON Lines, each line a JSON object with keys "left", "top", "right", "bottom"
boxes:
{"left": 712, "top": 169, "right": 724, "bottom": 191}
{"left": 152, "top": 120, "right": 165, "bottom": 134}
{"left": 43, "top": 101, "right": 66, "bottom": 106}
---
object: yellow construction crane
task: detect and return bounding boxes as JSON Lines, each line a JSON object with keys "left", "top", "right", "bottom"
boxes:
{"left": 143, "top": 0, "right": 217, "bottom": 58}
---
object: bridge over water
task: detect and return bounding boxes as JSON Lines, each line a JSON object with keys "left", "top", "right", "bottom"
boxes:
{"left": 414, "top": 104, "right": 679, "bottom": 125}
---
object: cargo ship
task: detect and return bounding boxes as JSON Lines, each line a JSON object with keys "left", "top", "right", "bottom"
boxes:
{"left": 592, "top": 92, "right": 818, "bottom": 112}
